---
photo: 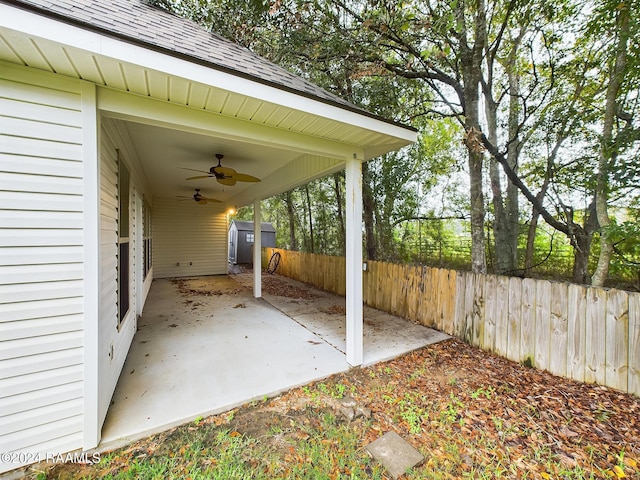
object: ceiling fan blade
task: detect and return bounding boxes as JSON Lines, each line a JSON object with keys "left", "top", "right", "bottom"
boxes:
{"left": 217, "top": 177, "right": 237, "bottom": 186}
{"left": 201, "top": 196, "right": 222, "bottom": 203}
{"left": 186, "top": 175, "right": 213, "bottom": 180}
{"left": 231, "top": 173, "right": 261, "bottom": 183}
{"left": 180, "top": 167, "right": 210, "bottom": 174}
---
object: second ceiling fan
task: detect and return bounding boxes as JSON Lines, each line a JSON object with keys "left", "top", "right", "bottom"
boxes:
{"left": 184, "top": 154, "right": 260, "bottom": 186}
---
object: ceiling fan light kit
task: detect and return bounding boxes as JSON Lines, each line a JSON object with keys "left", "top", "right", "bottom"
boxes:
{"left": 176, "top": 188, "right": 221, "bottom": 204}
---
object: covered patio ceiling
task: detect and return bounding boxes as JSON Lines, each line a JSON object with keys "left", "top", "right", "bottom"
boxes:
{"left": 117, "top": 119, "right": 341, "bottom": 207}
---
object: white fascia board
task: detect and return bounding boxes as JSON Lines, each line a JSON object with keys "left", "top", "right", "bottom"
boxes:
{"left": 1, "top": 4, "right": 417, "bottom": 145}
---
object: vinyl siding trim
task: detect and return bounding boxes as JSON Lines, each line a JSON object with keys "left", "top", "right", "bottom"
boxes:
{"left": 82, "top": 79, "right": 100, "bottom": 450}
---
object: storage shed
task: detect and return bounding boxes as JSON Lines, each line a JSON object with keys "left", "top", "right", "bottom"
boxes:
{"left": 229, "top": 220, "right": 276, "bottom": 264}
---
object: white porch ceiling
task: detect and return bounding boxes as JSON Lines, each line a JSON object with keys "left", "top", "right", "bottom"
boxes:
{"left": 117, "top": 119, "right": 303, "bottom": 206}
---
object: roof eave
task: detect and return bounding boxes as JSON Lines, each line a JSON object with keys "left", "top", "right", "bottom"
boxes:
{"left": 2, "top": 0, "right": 417, "bottom": 136}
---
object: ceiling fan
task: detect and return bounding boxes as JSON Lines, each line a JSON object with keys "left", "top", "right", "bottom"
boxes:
{"left": 176, "top": 188, "right": 221, "bottom": 205}
{"left": 183, "top": 153, "right": 261, "bottom": 186}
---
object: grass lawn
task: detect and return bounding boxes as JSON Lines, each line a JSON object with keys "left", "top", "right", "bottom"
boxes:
{"left": 26, "top": 338, "right": 639, "bottom": 479}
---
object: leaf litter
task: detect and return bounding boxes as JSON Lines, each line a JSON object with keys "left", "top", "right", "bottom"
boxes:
{"left": 27, "top": 338, "right": 639, "bottom": 479}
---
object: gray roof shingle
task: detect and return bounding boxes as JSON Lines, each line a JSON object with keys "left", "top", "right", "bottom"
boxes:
{"left": 7, "top": 0, "right": 374, "bottom": 116}
{"left": 231, "top": 221, "right": 276, "bottom": 233}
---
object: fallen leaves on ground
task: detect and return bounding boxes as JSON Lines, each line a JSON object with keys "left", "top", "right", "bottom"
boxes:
{"left": 323, "top": 304, "right": 346, "bottom": 315}
{"left": 29, "top": 339, "right": 640, "bottom": 480}
{"left": 261, "top": 276, "right": 319, "bottom": 299}
{"left": 171, "top": 277, "right": 248, "bottom": 296}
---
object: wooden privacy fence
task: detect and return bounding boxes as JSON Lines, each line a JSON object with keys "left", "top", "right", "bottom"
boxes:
{"left": 263, "top": 248, "right": 640, "bottom": 397}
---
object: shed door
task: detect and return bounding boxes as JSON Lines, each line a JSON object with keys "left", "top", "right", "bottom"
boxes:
{"left": 229, "top": 229, "right": 237, "bottom": 264}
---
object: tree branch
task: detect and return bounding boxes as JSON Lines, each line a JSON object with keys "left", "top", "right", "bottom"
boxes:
{"left": 392, "top": 215, "right": 468, "bottom": 227}
{"left": 479, "top": 133, "right": 570, "bottom": 235}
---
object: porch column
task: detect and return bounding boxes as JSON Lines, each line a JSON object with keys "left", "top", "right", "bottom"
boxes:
{"left": 345, "top": 154, "right": 363, "bottom": 366}
{"left": 253, "top": 199, "right": 262, "bottom": 298}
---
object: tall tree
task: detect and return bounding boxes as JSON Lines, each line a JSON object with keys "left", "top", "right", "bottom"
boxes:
{"left": 590, "top": 0, "right": 635, "bottom": 286}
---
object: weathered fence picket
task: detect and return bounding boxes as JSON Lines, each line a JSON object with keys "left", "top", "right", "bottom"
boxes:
{"left": 567, "top": 283, "right": 587, "bottom": 382}
{"left": 549, "top": 282, "right": 569, "bottom": 378}
{"left": 262, "top": 248, "right": 640, "bottom": 397}
{"left": 606, "top": 289, "right": 629, "bottom": 392}
{"left": 586, "top": 287, "right": 607, "bottom": 385}
{"left": 507, "top": 276, "right": 522, "bottom": 362}
{"left": 535, "top": 280, "right": 551, "bottom": 373}
{"left": 520, "top": 278, "right": 536, "bottom": 367}
{"left": 494, "top": 276, "right": 509, "bottom": 357}
{"left": 630, "top": 294, "right": 640, "bottom": 395}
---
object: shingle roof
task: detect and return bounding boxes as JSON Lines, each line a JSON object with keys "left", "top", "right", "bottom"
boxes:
{"left": 7, "top": 0, "right": 366, "bottom": 113}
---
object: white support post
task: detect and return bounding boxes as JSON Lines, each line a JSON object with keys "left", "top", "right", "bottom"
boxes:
{"left": 345, "top": 154, "right": 363, "bottom": 366}
{"left": 253, "top": 200, "right": 262, "bottom": 298}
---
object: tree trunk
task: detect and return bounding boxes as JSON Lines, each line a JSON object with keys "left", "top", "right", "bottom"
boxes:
{"left": 332, "top": 172, "right": 346, "bottom": 256}
{"left": 524, "top": 208, "right": 541, "bottom": 271}
{"left": 487, "top": 28, "right": 523, "bottom": 275}
{"left": 458, "top": 0, "right": 487, "bottom": 274}
{"left": 571, "top": 201, "right": 598, "bottom": 284}
{"left": 572, "top": 230, "right": 591, "bottom": 285}
{"left": 505, "top": 68, "right": 521, "bottom": 272}
{"left": 592, "top": 6, "right": 629, "bottom": 287}
{"left": 524, "top": 182, "right": 550, "bottom": 272}
{"left": 362, "top": 162, "right": 377, "bottom": 260}
{"left": 285, "top": 190, "right": 297, "bottom": 250}
{"left": 485, "top": 78, "right": 507, "bottom": 273}
{"left": 304, "top": 185, "right": 314, "bottom": 253}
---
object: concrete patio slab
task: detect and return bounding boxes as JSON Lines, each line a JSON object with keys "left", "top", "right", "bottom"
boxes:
{"left": 99, "top": 272, "right": 449, "bottom": 452}
{"left": 100, "top": 277, "right": 349, "bottom": 450}
{"left": 233, "top": 272, "right": 450, "bottom": 366}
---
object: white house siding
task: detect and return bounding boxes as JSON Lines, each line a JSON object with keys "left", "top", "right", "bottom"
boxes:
{"left": 0, "top": 63, "right": 86, "bottom": 472}
{"left": 153, "top": 197, "right": 227, "bottom": 278}
{"left": 98, "top": 118, "right": 151, "bottom": 429}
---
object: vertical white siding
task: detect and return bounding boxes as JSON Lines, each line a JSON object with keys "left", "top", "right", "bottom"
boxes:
{"left": 0, "top": 63, "right": 85, "bottom": 472}
{"left": 153, "top": 197, "right": 227, "bottom": 278}
{"left": 97, "top": 118, "right": 151, "bottom": 429}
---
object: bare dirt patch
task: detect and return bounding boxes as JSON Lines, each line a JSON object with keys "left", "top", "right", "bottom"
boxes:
{"left": 171, "top": 276, "right": 249, "bottom": 297}
{"left": 261, "top": 276, "right": 319, "bottom": 299}
{"left": 322, "top": 304, "right": 346, "bottom": 315}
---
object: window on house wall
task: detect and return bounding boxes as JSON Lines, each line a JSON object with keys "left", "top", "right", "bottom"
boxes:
{"left": 143, "top": 198, "right": 152, "bottom": 279}
{"left": 246, "top": 233, "right": 254, "bottom": 243}
{"left": 118, "top": 153, "right": 130, "bottom": 327}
